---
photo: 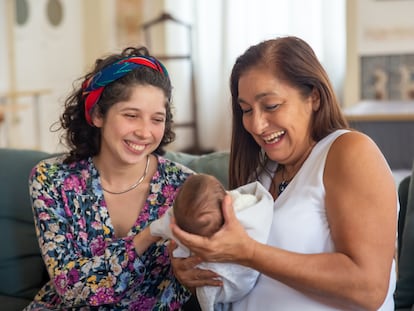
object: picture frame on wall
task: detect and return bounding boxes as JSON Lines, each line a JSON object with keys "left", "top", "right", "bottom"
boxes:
{"left": 361, "top": 54, "right": 414, "bottom": 100}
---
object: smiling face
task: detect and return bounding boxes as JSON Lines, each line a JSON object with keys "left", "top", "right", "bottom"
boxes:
{"left": 238, "top": 67, "right": 319, "bottom": 165}
{"left": 92, "top": 84, "right": 166, "bottom": 165}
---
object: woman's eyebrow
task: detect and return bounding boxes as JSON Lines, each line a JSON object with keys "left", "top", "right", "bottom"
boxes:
{"left": 238, "top": 91, "right": 279, "bottom": 104}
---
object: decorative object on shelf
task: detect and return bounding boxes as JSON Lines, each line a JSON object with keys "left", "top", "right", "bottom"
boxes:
{"left": 361, "top": 54, "right": 414, "bottom": 101}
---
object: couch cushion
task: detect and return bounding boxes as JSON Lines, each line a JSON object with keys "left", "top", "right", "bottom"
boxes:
{"left": 164, "top": 151, "right": 230, "bottom": 188}
{"left": 0, "top": 294, "right": 32, "bottom": 311}
{"left": 0, "top": 148, "right": 51, "bottom": 300}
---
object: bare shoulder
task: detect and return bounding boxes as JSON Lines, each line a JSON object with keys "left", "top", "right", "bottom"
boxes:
{"left": 324, "top": 130, "right": 394, "bottom": 192}
{"left": 329, "top": 130, "right": 380, "bottom": 158}
{"left": 326, "top": 130, "right": 387, "bottom": 170}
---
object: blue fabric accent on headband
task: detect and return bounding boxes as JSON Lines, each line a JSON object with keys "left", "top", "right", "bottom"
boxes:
{"left": 84, "top": 56, "right": 168, "bottom": 92}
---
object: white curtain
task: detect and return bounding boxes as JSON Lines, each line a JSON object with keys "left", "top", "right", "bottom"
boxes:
{"left": 156, "top": 0, "right": 346, "bottom": 152}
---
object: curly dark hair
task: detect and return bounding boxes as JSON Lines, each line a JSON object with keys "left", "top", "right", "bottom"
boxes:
{"left": 55, "top": 46, "right": 175, "bottom": 163}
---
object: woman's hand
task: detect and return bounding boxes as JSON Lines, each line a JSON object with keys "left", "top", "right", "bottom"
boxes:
{"left": 168, "top": 240, "right": 222, "bottom": 291}
{"left": 170, "top": 194, "right": 256, "bottom": 265}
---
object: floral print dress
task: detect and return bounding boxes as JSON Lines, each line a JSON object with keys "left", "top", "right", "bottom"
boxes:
{"left": 24, "top": 155, "right": 193, "bottom": 311}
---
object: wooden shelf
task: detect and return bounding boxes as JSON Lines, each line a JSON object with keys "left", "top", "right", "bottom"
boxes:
{"left": 344, "top": 100, "right": 414, "bottom": 122}
{"left": 0, "top": 89, "right": 51, "bottom": 98}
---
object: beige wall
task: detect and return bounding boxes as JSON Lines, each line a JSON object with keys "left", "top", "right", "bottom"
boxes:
{"left": 344, "top": 0, "right": 359, "bottom": 108}
{"left": 0, "top": 0, "right": 85, "bottom": 152}
{"left": 82, "top": 0, "right": 117, "bottom": 73}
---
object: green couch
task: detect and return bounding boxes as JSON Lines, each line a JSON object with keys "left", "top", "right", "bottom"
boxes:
{"left": 0, "top": 148, "right": 229, "bottom": 311}
{"left": 395, "top": 160, "right": 414, "bottom": 311}
{"left": 5, "top": 147, "right": 412, "bottom": 311}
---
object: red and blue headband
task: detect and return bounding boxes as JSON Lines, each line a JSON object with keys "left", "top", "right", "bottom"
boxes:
{"left": 82, "top": 56, "right": 168, "bottom": 125}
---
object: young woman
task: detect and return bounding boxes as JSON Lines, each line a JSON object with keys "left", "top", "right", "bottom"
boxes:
{"left": 25, "top": 47, "right": 197, "bottom": 310}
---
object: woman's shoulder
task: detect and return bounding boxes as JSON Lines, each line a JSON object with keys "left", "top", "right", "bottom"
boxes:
{"left": 156, "top": 154, "right": 195, "bottom": 175}
{"left": 329, "top": 130, "right": 380, "bottom": 157}
{"left": 31, "top": 154, "right": 92, "bottom": 179}
{"left": 325, "top": 130, "right": 390, "bottom": 176}
{"left": 153, "top": 155, "right": 194, "bottom": 187}
{"left": 31, "top": 154, "right": 64, "bottom": 173}
{"left": 151, "top": 155, "right": 194, "bottom": 190}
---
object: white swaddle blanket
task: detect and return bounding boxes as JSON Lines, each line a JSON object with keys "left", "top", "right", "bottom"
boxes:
{"left": 150, "top": 181, "right": 274, "bottom": 311}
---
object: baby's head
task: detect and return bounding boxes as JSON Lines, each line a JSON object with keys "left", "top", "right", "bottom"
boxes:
{"left": 174, "top": 174, "right": 226, "bottom": 237}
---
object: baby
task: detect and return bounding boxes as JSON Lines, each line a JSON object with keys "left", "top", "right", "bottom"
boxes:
{"left": 174, "top": 174, "right": 230, "bottom": 237}
{"left": 150, "top": 174, "right": 274, "bottom": 311}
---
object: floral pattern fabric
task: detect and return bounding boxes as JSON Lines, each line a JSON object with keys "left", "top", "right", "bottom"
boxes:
{"left": 24, "top": 155, "right": 193, "bottom": 311}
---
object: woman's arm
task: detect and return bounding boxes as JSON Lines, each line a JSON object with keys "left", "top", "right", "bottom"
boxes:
{"left": 171, "top": 131, "right": 397, "bottom": 310}
{"left": 133, "top": 227, "right": 160, "bottom": 255}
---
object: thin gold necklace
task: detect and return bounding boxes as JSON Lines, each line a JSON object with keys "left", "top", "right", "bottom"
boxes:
{"left": 101, "top": 155, "right": 150, "bottom": 195}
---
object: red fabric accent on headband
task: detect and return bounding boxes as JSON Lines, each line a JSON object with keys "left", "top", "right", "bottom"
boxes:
{"left": 84, "top": 87, "right": 104, "bottom": 125}
{"left": 122, "top": 57, "right": 160, "bottom": 71}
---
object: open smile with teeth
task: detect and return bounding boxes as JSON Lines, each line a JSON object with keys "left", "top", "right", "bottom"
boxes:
{"left": 263, "top": 130, "right": 285, "bottom": 144}
{"left": 126, "top": 141, "right": 145, "bottom": 151}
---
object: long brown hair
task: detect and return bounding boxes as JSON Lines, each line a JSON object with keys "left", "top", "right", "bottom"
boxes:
{"left": 229, "top": 36, "right": 348, "bottom": 189}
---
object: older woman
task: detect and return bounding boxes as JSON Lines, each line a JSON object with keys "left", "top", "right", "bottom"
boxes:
{"left": 170, "top": 36, "right": 397, "bottom": 311}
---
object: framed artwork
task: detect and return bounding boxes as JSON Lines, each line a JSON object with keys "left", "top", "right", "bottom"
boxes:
{"left": 361, "top": 54, "right": 414, "bottom": 100}
{"left": 358, "top": 0, "right": 414, "bottom": 101}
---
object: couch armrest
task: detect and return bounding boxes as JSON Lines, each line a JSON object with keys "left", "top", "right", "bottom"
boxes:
{"left": 395, "top": 159, "right": 414, "bottom": 309}
{"left": 0, "top": 148, "right": 52, "bottom": 301}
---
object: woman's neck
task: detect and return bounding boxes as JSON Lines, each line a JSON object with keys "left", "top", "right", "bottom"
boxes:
{"left": 93, "top": 154, "right": 152, "bottom": 186}
{"left": 281, "top": 140, "right": 316, "bottom": 178}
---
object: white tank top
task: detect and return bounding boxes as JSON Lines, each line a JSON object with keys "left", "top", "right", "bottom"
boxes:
{"left": 232, "top": 130, "right": 396, "bottom": 311}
